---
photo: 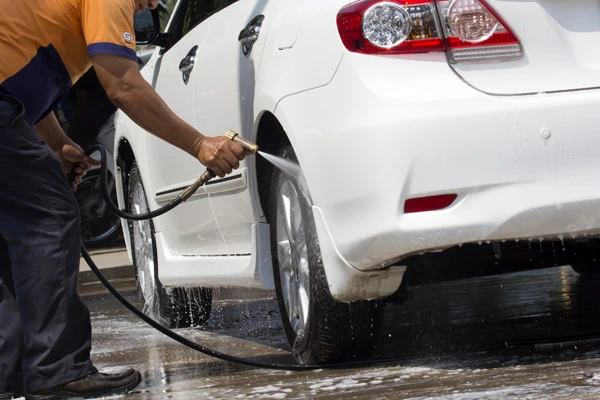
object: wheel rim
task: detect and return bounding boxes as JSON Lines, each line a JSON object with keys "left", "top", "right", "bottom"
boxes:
{"left": 276, "top": 180, "right": 310, "bottom": 335}
{"left": 130, "top": 176, "right": 160, "bottom": 321}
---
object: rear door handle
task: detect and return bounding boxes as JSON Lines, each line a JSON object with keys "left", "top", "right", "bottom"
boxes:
{"left": 238, "top": 15, "right": 264, "bottom": 57}
{"left": 179, "top": 45, "right": 198, "bottom": 84}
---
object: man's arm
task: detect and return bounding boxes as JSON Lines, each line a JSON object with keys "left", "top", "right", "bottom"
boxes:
{"left": 91, "top": 54, "right": 246, "bottom": 177}
{"left": 35, "top": 112, "right": 100, "bottom": 189}
{"left": 35, "top": 111, "right": 71, "bottom": 152}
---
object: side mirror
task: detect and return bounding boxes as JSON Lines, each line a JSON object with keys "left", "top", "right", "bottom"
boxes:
{"left": 134, "top": 9, "right": 160, "bottom": 45}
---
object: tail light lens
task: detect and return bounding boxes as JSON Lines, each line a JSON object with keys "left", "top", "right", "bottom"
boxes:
{"left": 337, "top": 0, "right": 522, "bottom": 62}
{"left": 337, "top": 0, "right": 445, "bottom": 55}
{"left": 439, "top": 0, "right": 522, "bottom": 62}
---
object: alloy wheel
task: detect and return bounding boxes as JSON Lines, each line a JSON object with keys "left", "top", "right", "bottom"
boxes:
{"left": 129, "top": 169, "right": 161, "bottom": 321}
{"left": 276, "top": 180, "right": 311, "bottom": 336}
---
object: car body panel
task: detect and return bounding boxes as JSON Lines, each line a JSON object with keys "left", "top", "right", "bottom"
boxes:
{"left": 147, "top": 23, "right": 226, "bottom": 255}
{"left": 276, "top": 50, "right": 600, "bottom": 271}
{"left": 193, "top": 0, "right": 275, "bottom": 256}
{"left": 312, "top": 206, "right": 406, "bottom": 301}
{"left": 116, "top": 0, "right": 600, "bottom": 302}
{"left": 210, "top": 0, "right": 347, "bottom": 251}
{"left": 450, "top": 0, "right": 600, "bottom": 94}
{"left": 139, "top": 0, "right": 277, "bottom": 259}
{"left": 156, "top": 222, "right": 274, "bottom": 289}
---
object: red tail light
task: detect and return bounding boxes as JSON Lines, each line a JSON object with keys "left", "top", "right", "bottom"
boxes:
{"left": 337, "top": 0, "right": 445, "bottom": 55}
{"left": 336, "top": 0, "right": 522, "bottom": 62}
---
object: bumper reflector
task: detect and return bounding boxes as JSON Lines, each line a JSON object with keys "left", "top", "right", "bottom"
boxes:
{"left": 404, "top": 194, "right": 457, "bottom": 213}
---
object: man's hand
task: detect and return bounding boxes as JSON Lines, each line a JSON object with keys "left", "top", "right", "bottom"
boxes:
{"left": 34, "top": 112, "right": 100, "bottom": 190}
{"left": 196, "top": 136, "right": 247, "bottom": 177}
{"left": 57, "top": 139, "right": 101, "bottom": 190}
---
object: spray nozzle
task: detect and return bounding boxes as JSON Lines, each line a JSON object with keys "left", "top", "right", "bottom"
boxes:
{"left": 225, "top": 130, "right": 259, "bottom": 154}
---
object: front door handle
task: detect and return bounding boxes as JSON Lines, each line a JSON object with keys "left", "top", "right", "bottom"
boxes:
{"left": 238, "top": 15, "right": 264, "bottom": 57}
{"left": 179, "top": 45, "right": 198, "bottom": 84}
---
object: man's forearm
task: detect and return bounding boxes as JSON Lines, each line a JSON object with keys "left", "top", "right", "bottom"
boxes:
{"left": 93, "top": 57, "right": 203, "bottom": 159}
{"left": 91, "top": 53, "right": 247, "bottom": 177}
{"left": 34, "top": 112, "right": 69, "bottom": 152}
{"left": 111, "top": 76, "right": 203, "bottom": 158}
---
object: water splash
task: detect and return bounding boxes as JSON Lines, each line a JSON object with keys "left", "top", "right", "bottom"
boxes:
{"left": 259, "top": 151, "right": 301, "bottom": 177}
{"left": 259, "top": 151, "right": 311, "bottom": 203}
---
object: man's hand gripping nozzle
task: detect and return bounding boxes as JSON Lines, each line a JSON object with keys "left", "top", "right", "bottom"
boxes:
{"left": 179, "top": 130, "right": 258, "bottom": 201}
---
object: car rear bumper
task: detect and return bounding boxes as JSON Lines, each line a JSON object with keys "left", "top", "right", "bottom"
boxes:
{"left": 275, "top": 53, "right": 600, "bottom": 273}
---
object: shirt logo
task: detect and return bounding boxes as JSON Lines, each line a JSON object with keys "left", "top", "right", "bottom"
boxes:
{"left": 123, "top": 32, "right": 133, "bottom": 44}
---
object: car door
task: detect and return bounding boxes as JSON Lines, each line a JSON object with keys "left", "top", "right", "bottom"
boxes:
{"left": 144, "top": 0, "right": 241, "bottom": 256}
{"left": 191, "top": 0, "right": 275, "bottom": 254}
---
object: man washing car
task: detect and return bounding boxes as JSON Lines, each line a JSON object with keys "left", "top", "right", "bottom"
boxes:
{"left": 0, "top": 0, "right": 247, "bottom": 398}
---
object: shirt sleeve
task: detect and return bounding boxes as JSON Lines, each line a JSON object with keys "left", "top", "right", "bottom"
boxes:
{"left": 81, "top": 0, "right": 137, "bottom": 61}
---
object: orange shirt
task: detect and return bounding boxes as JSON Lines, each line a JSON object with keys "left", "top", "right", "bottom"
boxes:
{"left": 0, "top": 0, "right": 137, "bottom": 124}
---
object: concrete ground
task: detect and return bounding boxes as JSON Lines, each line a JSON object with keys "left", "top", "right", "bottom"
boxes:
{"left": 72, "top": 249, "right": 600, "bottom": 400}
{"left": 80, "top": 246, "right": 130, "bottom": 272}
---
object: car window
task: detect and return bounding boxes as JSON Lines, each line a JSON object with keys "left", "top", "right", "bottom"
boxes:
{"left": 182, "top": 0, "right": 239, "bottom": 36}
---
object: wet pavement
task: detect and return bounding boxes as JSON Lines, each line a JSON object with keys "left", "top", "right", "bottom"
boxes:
{"left": 74, "top": 256, "right": 600, "bottom": 399}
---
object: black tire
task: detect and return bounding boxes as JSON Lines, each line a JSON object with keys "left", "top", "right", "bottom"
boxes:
{"left": 76, "top": 168, "right": 122, "bottom": 248}
{"left": 269, "top": 145, "right": 384, "bottom": 364}
{"left": 127, "top": 162, "right": 212, "bottom": 328}
{"left": 571, "top": 262, "right": 600, "bottom": 277}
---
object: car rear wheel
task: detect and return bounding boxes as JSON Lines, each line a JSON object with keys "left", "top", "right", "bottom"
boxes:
{"left": 571, "top": 262, "right": 600, "bottom": 276}
{"left": 128, "top": 162, "right": 212, "bottom": 328}
{"left": 269, "top": 145, "right": 384, "bottom": 364}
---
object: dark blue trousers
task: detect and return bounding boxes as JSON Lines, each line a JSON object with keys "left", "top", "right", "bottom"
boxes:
{"left": 0, "top": 95, "right": 96, "bottom": 392}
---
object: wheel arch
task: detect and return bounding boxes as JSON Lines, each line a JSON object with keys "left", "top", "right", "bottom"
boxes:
{"left": 116, "top": 138, "right": 136, "bottom": 185}
{"left": 115, "top": 137, "right": 136, "bottom": 259}
{"left": 252, "top": 112, "right": 291, "bottom": 290}
{"left": 255, "top": 111, "right": 291, "bottom": 226}
{"left": 252, "top": 111, "right": 405, "bottom": 302}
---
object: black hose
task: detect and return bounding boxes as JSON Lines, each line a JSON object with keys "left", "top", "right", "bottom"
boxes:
{"left": 81, "top": 144, "right": 600, "bottom": 371}
{"left": 93, "top": 144, "right": 183, "bottom": 220}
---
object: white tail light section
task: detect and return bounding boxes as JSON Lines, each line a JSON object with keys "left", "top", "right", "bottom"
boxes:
{"left": 362, "top": 3, "right": 412, "bottom": 48}
{"left": 438, "top": 0, "right": 522, "bottom": 63}
{"left": 337, "top": 0, "right": 522, "bottom": 63}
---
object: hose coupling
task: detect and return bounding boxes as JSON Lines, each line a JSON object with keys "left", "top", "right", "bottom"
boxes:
{"left": 179, "top": 169, "right": 216, "bottom": 201}
{"left": 225, "top": 130, "right": 259, "bottom": 154}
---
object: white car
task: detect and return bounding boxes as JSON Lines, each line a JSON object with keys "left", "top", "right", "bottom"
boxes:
{"left": 115, "top": 0, "right": 600, "bottom": 364}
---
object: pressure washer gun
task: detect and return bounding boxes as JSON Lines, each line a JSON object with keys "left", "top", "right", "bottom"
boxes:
{"left": 179, "top": 130, "right": 259, "bottom": 201}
